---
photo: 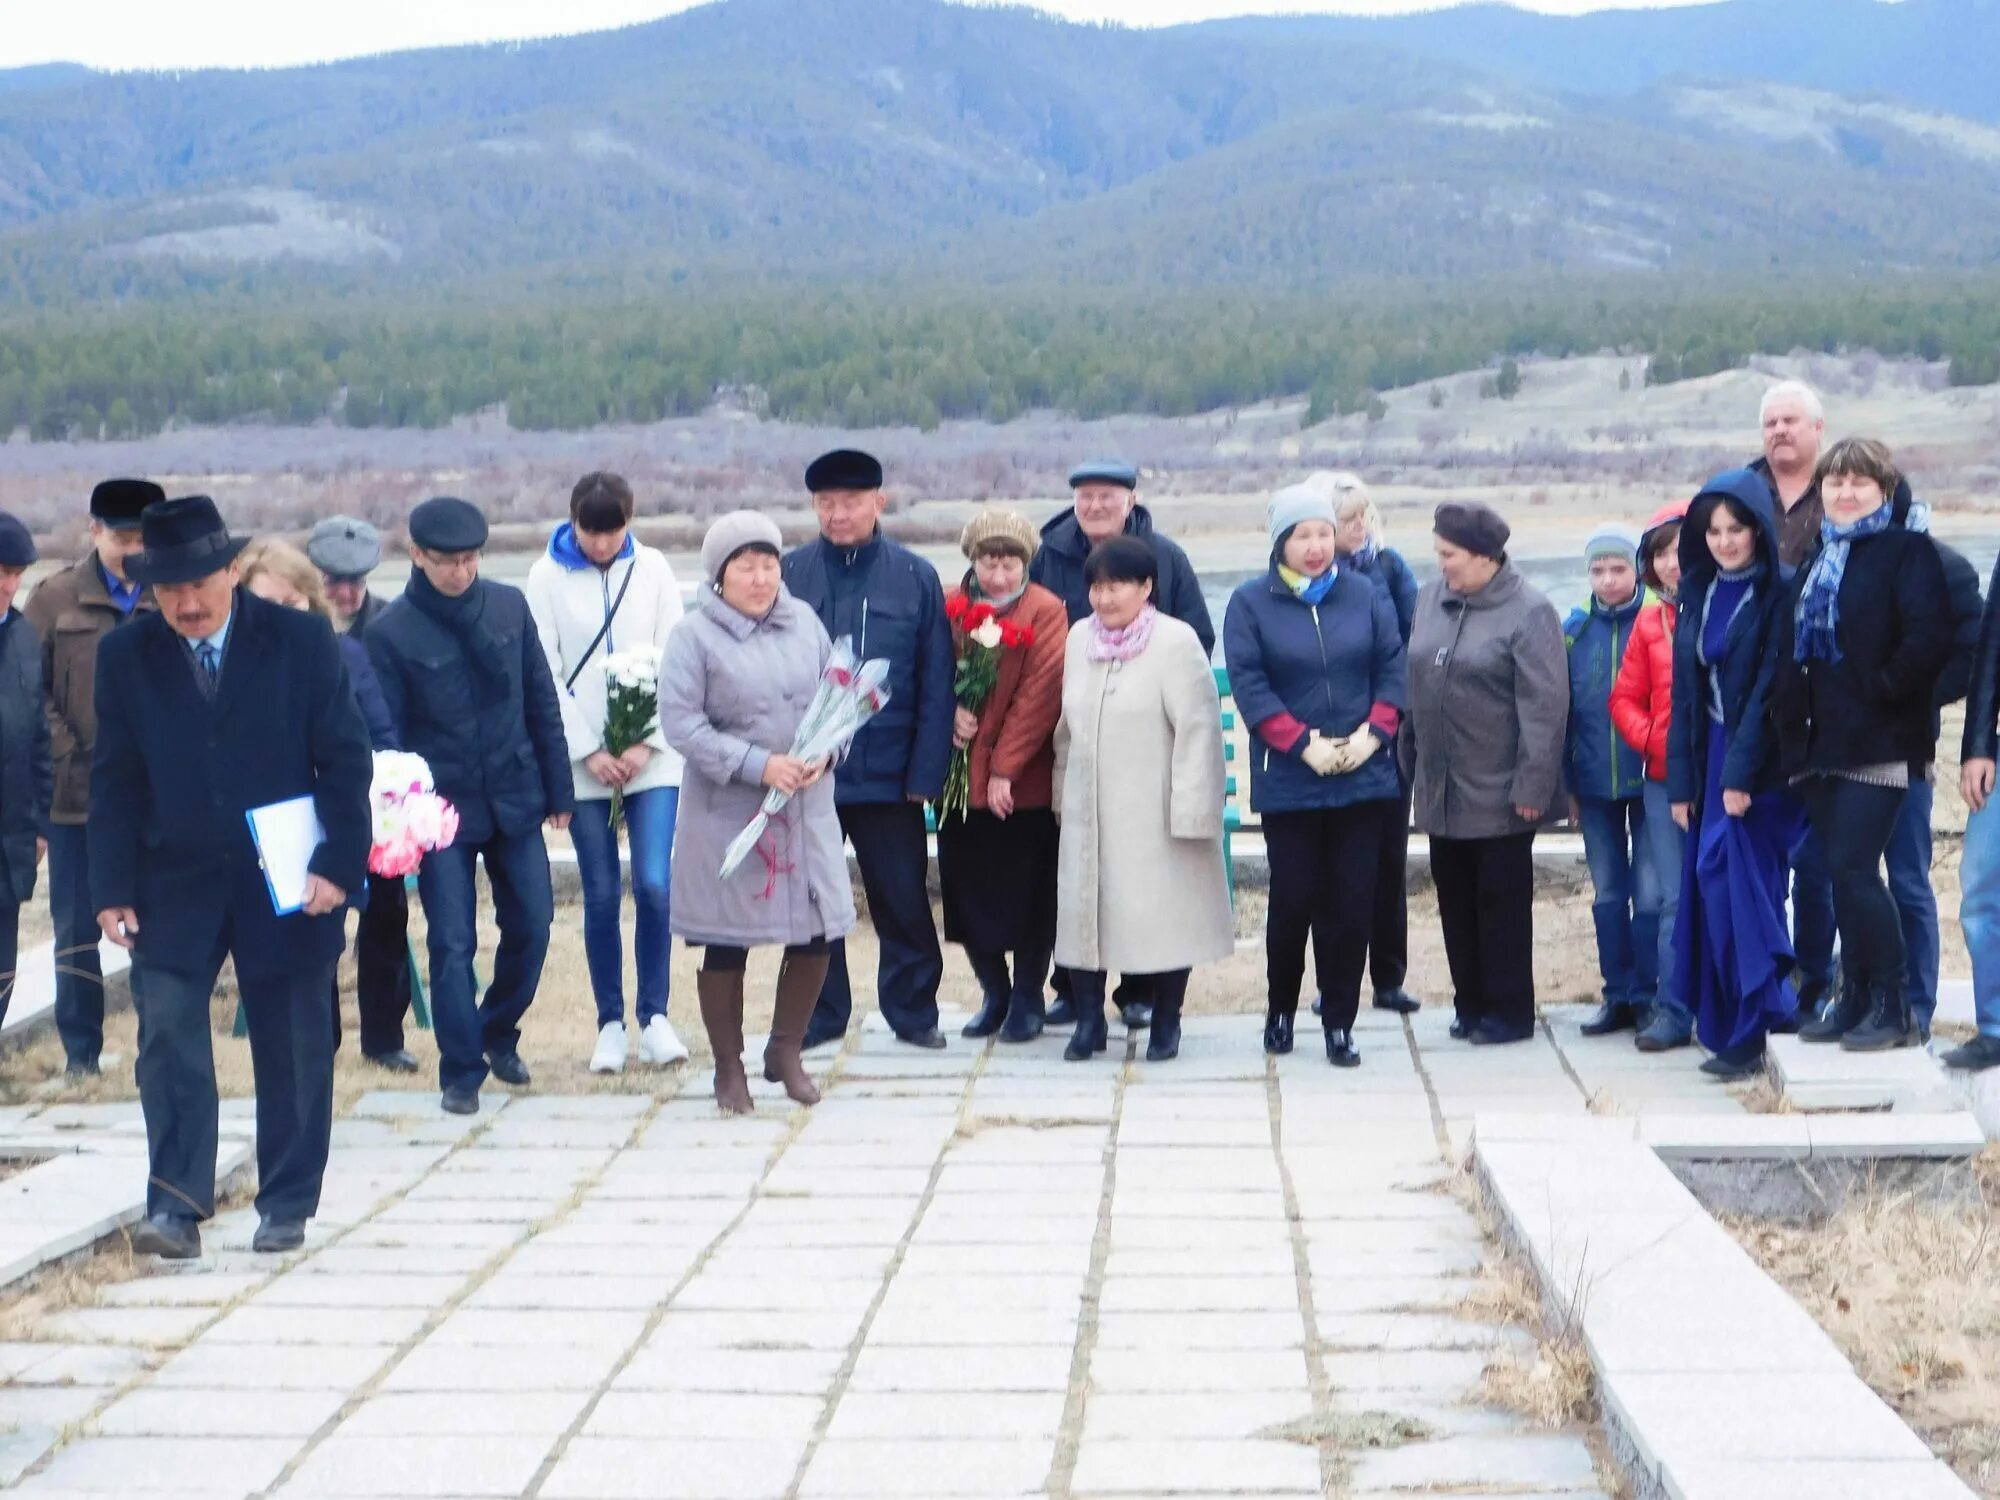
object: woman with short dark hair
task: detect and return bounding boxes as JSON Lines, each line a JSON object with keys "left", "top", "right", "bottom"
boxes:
{"left": 1773, "top": 439, "right": 1952, "bottom": 1052}
{"left": 527, "top": 470, "right": 688, "bottom": 1077}
{"left": 1053, "top": 537, "right": 1232, "bottom": 1062}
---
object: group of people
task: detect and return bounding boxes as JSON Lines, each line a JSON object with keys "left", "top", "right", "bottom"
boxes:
{"left": 4, "top": 376, "right": 1999, "bottom": 1260}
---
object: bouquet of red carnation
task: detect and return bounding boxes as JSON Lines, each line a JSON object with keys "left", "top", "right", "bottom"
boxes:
{"left": 939, "top": 591, "right": 1036, "bottom": 823}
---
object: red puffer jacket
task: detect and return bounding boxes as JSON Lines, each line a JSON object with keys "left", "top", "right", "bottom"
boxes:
{"left": 1610, "top": 599, "right": 1675, "bottom": 782}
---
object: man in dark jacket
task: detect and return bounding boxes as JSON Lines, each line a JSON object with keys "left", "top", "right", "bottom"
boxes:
{"left": 783, "top": 450, "right": 954, "bottom": 1049}
{"left": 1032, "top": 459, "right": 1216, "bottom": 1028}
{"left": 306, "top": 515, "right": 415, "bottom": 1072}
{"left": 367, "top": 497, "right": 574, "bottom": 1113}
{"left": 0, "top": 514, "right": 51, "bottom": 1034}
{"left": 1749, "top": 382, "right": 1835, "bottom": 1023}
{"left": 91, "top": 497, "right": 372, "bottom": 1259}
{"left": 22, "top": 478, "right": 159, "bottom": 1075}
{"left": 1880, "top": 482, "right": 1982, "bottom": 1042}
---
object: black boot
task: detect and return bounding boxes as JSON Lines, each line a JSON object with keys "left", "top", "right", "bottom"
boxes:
{"left": 1799, "top": 968, "right": 1868, "bottom": 1044}
{"left": 1064, "top": 999, "right": 1109, "bottom": 1061}
{"left": 1263, "top": 1008, "right": 1295, "bottom": 1055}
{"left": 1579, "top": 1000, "right": 1636, "bottom": 1037}
{"left": 1324, "top": 1028, "right": 1359, "bottom": 1068}
{"left": 1840, "top": 978, "right": 1918, "bottom": 1053}
{"left": 1045, "top": 996, "right": 1077, "bottom": 1028}
{"left": 962, "top": 991, "right": 1009, "bottom": 1039}
{"left": 1145, "top": 997, "right": 1182, "bottom": 1062}
{"left": 963, "top": 949, "right": 1012, "bottom": 1039}
{"left": 1372, "top": 987, "right": 1420, "bottom": 1015}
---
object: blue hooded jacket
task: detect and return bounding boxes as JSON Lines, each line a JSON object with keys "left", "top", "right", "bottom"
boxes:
{"left": 1223, "top": 563, "right": 1407, "bottom": 814}
{"left": 1666, "top": 468, "right": 1791, "bottom": 809}
{"left": 1562, "top": 589, "right": 1646, "bottom": 803}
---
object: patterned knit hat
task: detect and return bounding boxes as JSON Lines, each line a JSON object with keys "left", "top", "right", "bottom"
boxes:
{"left": 959, "top": 508, "right": 1038, "bottom": 563}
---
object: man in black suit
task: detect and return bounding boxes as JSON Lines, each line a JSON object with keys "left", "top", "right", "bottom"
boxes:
{"left": 90, "top": 497, "right": 372, "bottom": 1259}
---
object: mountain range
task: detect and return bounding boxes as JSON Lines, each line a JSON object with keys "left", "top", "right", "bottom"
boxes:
{"left": 4, "top": 0, "right": 2000, "bottom": 305}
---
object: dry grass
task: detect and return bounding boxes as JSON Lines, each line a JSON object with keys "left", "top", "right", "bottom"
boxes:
{"left": 1730, "top": 1149, "right": 2000, "bottom": 1499}
{"left": 1463, "top": 1250, "right": 1600, "bottom": 1431}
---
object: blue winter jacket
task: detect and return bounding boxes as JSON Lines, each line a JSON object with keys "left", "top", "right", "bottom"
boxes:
{"left": 782, "top": 530, "right": 955, "bottom": 805}
{"left": 1223, "top": 564, "right": 1407, "bottom": 814}
{"left": 1562, "top": 591, "right": 1646, "bottom": 803}
{"left": 1666, "top": 469, "right": 1792, "bottom": 809}
{"left": 1347, "top": 546, "right": 1419, "bottom": 645}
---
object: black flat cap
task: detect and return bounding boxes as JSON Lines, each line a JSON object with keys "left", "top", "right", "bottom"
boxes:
{"left": 0, "top": 513, "right": 37, "bottom": 568}
{"left": 408, "top": 496, "right": 489, "bottom": 553}
{"left": 805, "top": 449, "right": 884, "bottom": 494}
{"left": 90, "top": 478, "right": 165, "bottom": 529}
{"left": 1432, "top": 501, "right": 1510, "bottom": 561}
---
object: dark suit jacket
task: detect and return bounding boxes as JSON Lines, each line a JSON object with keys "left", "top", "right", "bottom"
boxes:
{"left": 0, "top": 609, "right": 52, "bottom": 904}
{"left": 87, "top": 589, "right": 373, "bottom": 977}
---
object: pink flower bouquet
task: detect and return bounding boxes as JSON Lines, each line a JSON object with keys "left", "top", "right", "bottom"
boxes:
{"left": 368, "top": 751, "right": 461, "bottom": 879}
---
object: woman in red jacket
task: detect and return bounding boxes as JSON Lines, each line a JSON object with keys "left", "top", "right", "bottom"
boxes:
{"left": 1609, "top": 500, "right": 1692, "bottom": 1052}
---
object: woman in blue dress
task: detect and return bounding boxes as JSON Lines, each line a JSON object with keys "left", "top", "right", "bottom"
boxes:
{"left": 1666, "top": 470, "right": 1807, "bottom": 1078}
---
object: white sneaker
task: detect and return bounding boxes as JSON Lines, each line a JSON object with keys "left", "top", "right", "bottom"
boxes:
{"left": 639, "top": 1015, "right": 691, "bottom": 1066}
{"left": 589, "top": 1022, "right": 628, "bottom": 1074}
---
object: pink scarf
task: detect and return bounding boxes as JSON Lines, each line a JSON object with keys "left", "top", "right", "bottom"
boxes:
{"left": 1086, "top": 604, "right": 1158, "bottom": 663}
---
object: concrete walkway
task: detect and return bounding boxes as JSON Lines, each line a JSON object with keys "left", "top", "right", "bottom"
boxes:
{"left": 3, "top": 1008, "right": 1615, "bottom": 1499}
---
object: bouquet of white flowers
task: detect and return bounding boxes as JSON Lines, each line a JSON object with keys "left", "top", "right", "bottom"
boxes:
{"left": 367, "top": 751, "right": 460, "bottom": 879}
{"left": 601, "top": 644, "right": 663, "bottom": 833}
{"left": 719, "top": 637, "right": 892, "bottom": 883}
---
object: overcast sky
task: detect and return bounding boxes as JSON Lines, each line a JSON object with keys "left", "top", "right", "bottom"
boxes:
{"left": 3, "top": 0, "right": 1716, "bottom": 72}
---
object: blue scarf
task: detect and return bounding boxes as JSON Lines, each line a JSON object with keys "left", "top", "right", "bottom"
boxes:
{"left": 1279, "top": 562, "right": 1338, "bottom": 606}
{"left": 1794, "top": 507, "right": 1893, "bottom": 663}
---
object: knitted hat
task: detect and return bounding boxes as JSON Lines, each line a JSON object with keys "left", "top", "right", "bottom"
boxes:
{"left": 959, "top": 509, "right": 1038, "bottom": 563}
{"left": 1584, "top": 525, "right": 1638, "bottom": 570}
{"left": 1432, "top": 501, "right": 1510, "bottom": 560}
{"left": 701, "top": 509, "right": 783, "bottom": 583}
{"left": 1268, "top": 484, "right": 1338, "bottom": 550}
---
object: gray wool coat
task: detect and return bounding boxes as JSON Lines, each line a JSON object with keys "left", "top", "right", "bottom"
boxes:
{"left": 1053, "top": 614, "right": 1234, "bottom": 974}
{"left": 1399, "top": 564, "right": 1569, "bottom": 840}
{"left": 659, "top": 584, "right": 858, "bottom": 950}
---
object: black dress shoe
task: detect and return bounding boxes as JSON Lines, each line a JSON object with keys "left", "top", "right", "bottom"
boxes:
{"left": 1044, "top": 996, "right": 1078, "bottom": 1029}
{"left": 962, "top": 995, "right": 1009, "bottom": 1040}
{"left": 1324, "top": 1028, "right": 1360, "bottom": 1068}
{"left": 130, "top": 1213, "right": 201, "bottom": 1260}
{"left": 801, "top": 1019, "right": 846, "bottom": 1050}
{"left": 896, "top": 1026, "right": 949, "bottom": 1051}
{"left": 1943, "top": 1034, "right": 2000, "bottom": 1071}
{"left": 486, "top": 1051, "right": 531, "bottom": 1087}
{"left": 1064, "top": 1005, "right": 1109, "bottom": 1061}
{"left": 1262, "top": 1009, "right": 1295, "bottom": 1056}
{"left": 64, "top": 1059, "right": 102, "bottom": 1081}
{"left": 1470, "top": 1019, "right": 1535, "bottom": 1046}
{"left": 1372, "top": 988, "right": 1420, "bottom": 1015}
{"left": 1579, "top": 1001, "right": 1636, "bottom": 1037}
{"left": 441, "top": 1085, "right": 480, "bottom": 1115}
{"left": 365, "top": 1048, "right": 420, "bottom": 1073}
{"left": 252, "top": 1217, "right": 306, "bottom": 1253}
{"left": 1448, "top": 1019, "right": 1472, "bottom": 1041}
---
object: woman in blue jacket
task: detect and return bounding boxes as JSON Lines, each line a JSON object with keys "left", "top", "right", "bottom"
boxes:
{"left": 1667, "top": 471, "right": 1807, "bottom": 1079}
{"left": 1225, "top": 485, "right": 1408, "bottom": 1067}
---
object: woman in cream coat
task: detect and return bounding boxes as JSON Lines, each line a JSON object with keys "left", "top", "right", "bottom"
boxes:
{"left": 1054, "top": 536, "right": 1233, "bottom": 1063}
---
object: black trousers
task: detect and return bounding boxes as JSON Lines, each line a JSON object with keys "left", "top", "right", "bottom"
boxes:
{"left": 1798, "top": 777, "right": 1906, "bottom": 990}
{"left": 1429, "top": 832, "right": 1537, "bottom": 1034}
{"left": 810, "top": 801, "right": 943, "bottom": 1040}
{"left": 1370, "top": 785, "right": 1413, "bottom": 991}
{"left": 134, "top": 953, "right": 337, "bottom": 1224}
{"left": 332, "top": 873, "right": 413, "bottom": 1057}
{"left": 1264, "top": 802, "right": 1389, "bottom": 1031}
{"left": 47, "top": 824, "right": 107, "bottom": 1066}
{"left": 1069, "top": 967, "right": 1188, "bottom": 1021}
{"left": 0, "top": 895, "right": 17, "bottom": 1032}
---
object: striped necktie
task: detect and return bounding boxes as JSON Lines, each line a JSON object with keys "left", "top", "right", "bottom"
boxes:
{"left": 196, "top": 641, "right": 220, "bottom": 692}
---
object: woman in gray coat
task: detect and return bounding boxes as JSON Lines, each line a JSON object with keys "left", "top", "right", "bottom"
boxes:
{"left": 660, "top": 511, "right": 857, "bottom": 1113}
{"left": 1400, "top": 502, "right": 1568, "bottom": 1046}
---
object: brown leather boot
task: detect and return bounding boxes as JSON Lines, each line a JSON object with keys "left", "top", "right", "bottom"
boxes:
{"left": 763, "top": 951, "right": 830, "bottom": 1106}
{"left": 697, "top": 968, "right": 753, "bottom": 1115}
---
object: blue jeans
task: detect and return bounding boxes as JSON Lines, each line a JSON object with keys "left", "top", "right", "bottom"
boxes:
{"left": 570, "top": 787, "right": 677, "bottom": 1029}
{"left": 1577, "top": 796, "right": 1660, "bottom": 1008}
{"left": 1791, "top": 826, "right": 1838, "bottom": 1005}
{"left": 1957, "top": 799, "right": 2000, "bottom": 1040}
{"left": 417, "top": 829, "right": 554, "bottom": 1093}
{"left": 1885, "top": 780, "right": 1938, "bottom": 1031}
{"left": 1641, "top": 780, "right": 1688, "bottom": 1028}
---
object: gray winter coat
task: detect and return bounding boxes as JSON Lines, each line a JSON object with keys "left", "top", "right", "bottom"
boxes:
{"left": 660, "top": 584, "right": 857, "bottom": 949}
{"left": 1399, "top": 564, "right": 1569, "bottom": 840}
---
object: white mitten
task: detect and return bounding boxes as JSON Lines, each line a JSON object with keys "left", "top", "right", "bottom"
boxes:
{"left": 1301, "top": 732, "right": 1345, "bottom": 776}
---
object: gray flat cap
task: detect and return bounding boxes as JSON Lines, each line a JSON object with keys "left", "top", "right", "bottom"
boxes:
{"left": 306, "top": 515, "right": 382, "bottom": 577}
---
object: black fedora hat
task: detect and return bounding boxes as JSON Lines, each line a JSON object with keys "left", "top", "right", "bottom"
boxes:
{"left": 125, "top": 496, "right": 248, "bottom": 587}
